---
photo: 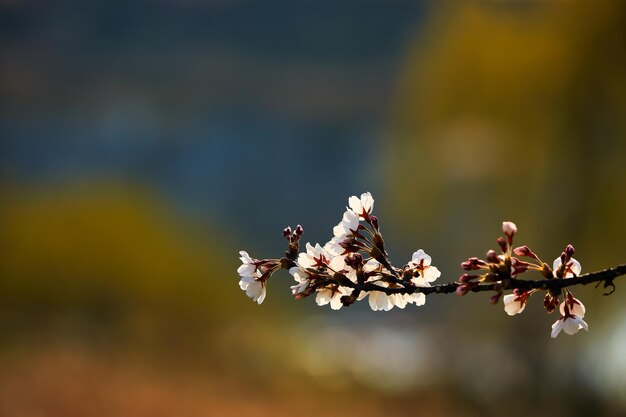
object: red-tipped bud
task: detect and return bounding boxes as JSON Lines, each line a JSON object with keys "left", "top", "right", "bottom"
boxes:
{"left": 459, "top": 273, "right": 479, "bottom": 283}
{"left": 461, "top": 257, "right": 486, "bottom": 270}
{"left": 489, "top": 292, "right": 503, "bottom": 305}
{"left": 513, "top": 245, "right": 540, "bottom": 261}
{"left": 456, "top": 282, "right": 478, "bottom": 296}
{"left": 345, "top": 253, "right": 364, "bottom": 270}
{"left": 564, "top": 244, "right": 575, "bottom": 262}
{"left": 497, "top": 237, "right": 507, "bottom": 252}
{"left": 294, "top": 225, "right": 304, "bottom": 236}
{"left": 510, "top": 257, "right": 529, "bottom": 275}
{"left": 544, "top": 293, "right": 559, "bottom": 314}
{"left": 456, "top": 284, "right": 470, "bottom": 296}
{"left": 370, "top": 215, "right": 380, "bottom": 231}
{"left": 283, "top": 226, "right": 292, "bottom": 240}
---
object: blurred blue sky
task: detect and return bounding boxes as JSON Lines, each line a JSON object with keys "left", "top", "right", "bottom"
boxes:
{"left": 1, "top": 0, "right": 428, "bottom": 244}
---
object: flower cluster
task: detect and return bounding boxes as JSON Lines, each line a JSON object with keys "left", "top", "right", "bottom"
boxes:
{"left": 458, "top": 221, "right": 588, "bottom": 338}
{"left": 238, "top": 192, "right": 441, "bottom": 311}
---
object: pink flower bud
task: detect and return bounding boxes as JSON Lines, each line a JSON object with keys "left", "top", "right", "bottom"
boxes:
{"left": 502, "top": 221, "right": 517, "bottom": 237}
{"left": 486, "top": 250, "right": 499, "bottom": 263}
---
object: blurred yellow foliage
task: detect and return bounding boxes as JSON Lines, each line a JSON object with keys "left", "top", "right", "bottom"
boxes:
{"left": 0, "top": 181, "right": 242, "bottom": 319}
{"left": 386, "top": 0, "right": 626, "bottom": 273}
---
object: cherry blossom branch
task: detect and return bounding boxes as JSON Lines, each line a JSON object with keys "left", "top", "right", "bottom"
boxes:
{"left": 237, "top": 192, "right": 623, "bottom": 338}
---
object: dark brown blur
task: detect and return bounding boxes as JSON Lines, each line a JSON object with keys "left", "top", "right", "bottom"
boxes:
{"left": 1, "top": 1, "right": 625, "bottom": 416}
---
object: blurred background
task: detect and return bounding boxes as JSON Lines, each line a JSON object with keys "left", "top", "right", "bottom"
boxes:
{"left": 1, "top": 0, "right": 625, "bottom": 416}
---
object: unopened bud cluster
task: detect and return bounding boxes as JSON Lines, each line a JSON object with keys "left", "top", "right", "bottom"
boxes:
{"left": 238, "top": 193, "right": 592, "bottom": 338}
{"left": 459, "top": 221, "right": 587, "bottom": 338}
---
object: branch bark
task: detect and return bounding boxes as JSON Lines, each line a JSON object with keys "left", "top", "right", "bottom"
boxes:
{"left": 342, "top": 264, "right": 626, "bottom": 296}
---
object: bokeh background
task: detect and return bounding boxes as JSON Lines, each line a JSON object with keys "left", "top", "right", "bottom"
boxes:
{"left": 1, "top": 1, "right": 626, "bottom": 416}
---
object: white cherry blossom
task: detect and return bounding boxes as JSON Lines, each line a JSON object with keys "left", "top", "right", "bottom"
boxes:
{"left": 551, "top": 315, "right": 588, "bottom": 338}
{"left": 503, "top": 294, "right": 527, "bottom": 315}
{"left": 553, "top": 256, "right": 582, "bottom": 278}
{"left": 239, "top": 273, "right": 266, "bottom": 304}
{"left": 348, "top": 192, "right": 374, "bottom": 218}
{"left": 409, "top": 249, "right": 441, "bottom": 283}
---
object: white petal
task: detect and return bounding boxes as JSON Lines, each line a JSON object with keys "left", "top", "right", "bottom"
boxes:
{"left": 411, "top": 249, "right": 431, "bottom": 266}
{"left": 290, "top": 280, "right": 308, "bottom": 295}
{"left": 237, "top": 263, "right": 256, "bottom": 277}
{"left": 244, "top": 280, "right": 265, "bottom": 304}
{"left": 343, "top": 210, "right": 360, "bottom": 230}
{"left": 316, "top": 289, "right": 332, "bottom": 306}
{"left": 551, "top": 319, "right": 564, "bottom": 338}
{"left": 333, "top": 223, "right": 348, "bottom": 238}
{"left": 297, "top": 252, "right": 314, "bottom": 269}
{"left": 239, "top": 251, "right": 253, "bottom": 264}
{"left": 330, "top": 293, "right": 344, "bottom": 310}
{"left": 348, "top": 195, "right": 362, "bottom": 214}
{"left": 256, "top": 286, "right": 266, "bottom": 304}
{"left": 329, "top": 256, "right": 346, "bottom": 272}
{"left": 360, "top": 192, "right": 374, "bottom": 213}
{"left": 324, "top": 238, "right": 344, "bottom": 256}
{"left": 239, "top": 276, "right": 252, "bottom": 290}
{"left": 423, "top": 266, "right": 441, "bottom": 282}
{"left": 411, "top": 276, "right": 430, "bottom": 287}
{"left": 363, "top": 259, "right": 381, "bottom": 272}
{"left": 563, "top": 317, "right": 582, "bottom": 335}
{"left": 503, "top": 294, "right": 525, "bottom": 316}
{"left": 289, "top": 266, "right": 308, "bottom": 282}
{"left": 393, "top": 294, "right": 408, "bottom": 309}
{"left": 408, "top": 293, "right": 426, "bottom": 306}
{"left": 368, "top": 292, "right": 379, "bottom": 311}
{"left": 552, "top": 257, "right": 563, "bottom": 273}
